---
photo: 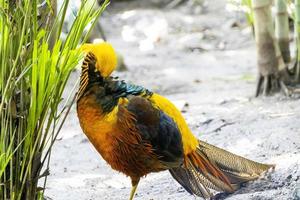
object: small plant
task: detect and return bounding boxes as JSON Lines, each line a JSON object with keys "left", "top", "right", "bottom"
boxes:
{"left": 228, "top": 0, "right": 254, "bottom": 26}
{"left": 0, "top": 0, "right": 109, "bottom": 199}
{"left": 229, "top": 0, "right": 300, "bottom": 95}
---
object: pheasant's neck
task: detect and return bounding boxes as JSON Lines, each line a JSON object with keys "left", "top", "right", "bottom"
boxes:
{"left": 77, "top": 52, "right": 104, "bottom": 100}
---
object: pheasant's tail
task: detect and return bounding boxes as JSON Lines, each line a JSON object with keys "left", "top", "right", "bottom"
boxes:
{"left": 169, "top": 141, "right": 275, "bottom": 199}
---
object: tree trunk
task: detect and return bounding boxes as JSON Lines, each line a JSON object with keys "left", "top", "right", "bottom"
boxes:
{"left": 38, "top": 0, "right": 57, "bottom": 49}
{"left": 252, "top": 0, "right": 287, "bottom": 96}
{"left": 295, "top": 0, "right": 300, "bottom": 82}
{"left": 275, "top": 0, "right": 290, "bottom": 63}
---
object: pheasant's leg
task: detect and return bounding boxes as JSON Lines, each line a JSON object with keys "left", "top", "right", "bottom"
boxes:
{"left": 129, "top": 177, "right": 140, "bottom": 200}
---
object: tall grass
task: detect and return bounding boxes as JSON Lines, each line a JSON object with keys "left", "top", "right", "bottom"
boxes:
{"left": 0, "top": 0, "right": 109, "bottom": 199}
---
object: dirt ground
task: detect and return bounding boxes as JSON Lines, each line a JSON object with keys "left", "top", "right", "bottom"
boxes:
{"left": 45, "top": 0, "right": 300, "bottom": 199}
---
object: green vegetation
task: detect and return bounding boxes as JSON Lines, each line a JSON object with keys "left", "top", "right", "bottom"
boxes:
{"left": 0, "top": 0, "right": 109, "bottom": 199}
{"left": 229, "top": 0, "right": 253, "bottom": 25}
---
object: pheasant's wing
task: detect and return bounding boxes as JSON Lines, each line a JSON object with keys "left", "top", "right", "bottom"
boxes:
{"left": 126, "top": 96, "right": 184, "bottom": 168}
{"left": 107, "top": 80, "right": 199, "bottom": 156}
{"left": 148, "top": 93, "right": 199, "bottom": 154}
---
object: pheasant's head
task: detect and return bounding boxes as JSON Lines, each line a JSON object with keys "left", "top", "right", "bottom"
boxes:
{"left": 81, "top": 42, "right": 117, "bottom": 77}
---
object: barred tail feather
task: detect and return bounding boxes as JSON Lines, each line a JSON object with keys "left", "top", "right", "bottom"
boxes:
{"left": 169, "top": 141, "right": 274, "bottom": 199}
{"left": 198, "top": 141, "right": 274, "bottom": 184}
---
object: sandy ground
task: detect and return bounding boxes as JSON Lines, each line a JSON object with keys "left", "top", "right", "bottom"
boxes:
{"left": 45, "top": 0, "right": 300, "bottom": 199}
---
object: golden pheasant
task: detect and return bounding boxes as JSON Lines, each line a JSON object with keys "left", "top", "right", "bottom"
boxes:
{"left": 76, "top": 42, "right": 274, "bottom": 200}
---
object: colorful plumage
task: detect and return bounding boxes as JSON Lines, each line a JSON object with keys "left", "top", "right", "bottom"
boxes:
{"left": 76, "top": 42, "right": 274, "bottom": 200}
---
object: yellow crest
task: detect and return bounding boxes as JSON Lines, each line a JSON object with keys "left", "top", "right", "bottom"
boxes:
{"left": 81, "top": 42, "right": 118, "bottom": 77}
